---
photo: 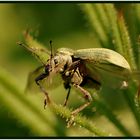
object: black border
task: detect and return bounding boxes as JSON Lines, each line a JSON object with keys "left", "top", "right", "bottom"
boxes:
{"left": 0, "top": 1, "right": 139, "bottom": 3}
{"left": 0, "top": 1, "right": 140, "bottom": 139}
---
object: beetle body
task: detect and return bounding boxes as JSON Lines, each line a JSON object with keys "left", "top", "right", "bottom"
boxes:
{"left": 25, "top": 46, "right": 131, "bottom": 117}
{"left": 55, "top": 48, "right": 131, "bottom": 90}
{"left": 32, "top": 47, "right": 131, "bottom": 112}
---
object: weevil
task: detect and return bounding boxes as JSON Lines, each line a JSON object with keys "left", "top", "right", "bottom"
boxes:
{"left": 19, "top": 41, "right": 132, "bottom": 119}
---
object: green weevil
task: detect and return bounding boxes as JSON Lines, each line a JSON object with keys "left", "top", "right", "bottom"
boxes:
{"left": 19, "top": 41, "right": 132, "bottom": 117}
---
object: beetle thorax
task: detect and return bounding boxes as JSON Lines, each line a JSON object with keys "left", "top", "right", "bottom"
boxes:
{"left": 52, "top": 53, "right": 73, "bottom": 73}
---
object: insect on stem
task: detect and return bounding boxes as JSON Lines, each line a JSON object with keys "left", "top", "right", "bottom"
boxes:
{"left": 22, "top": 41, "right": 132, "bottom": 128}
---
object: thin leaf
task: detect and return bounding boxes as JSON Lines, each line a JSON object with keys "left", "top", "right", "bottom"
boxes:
{"left": 103, "top": 4, "right": 123, "bottom": 53}
{"left": 117, "top": 11, "right": 137, "bottom": 70}
{"left": 79, "top": 4, "right": 109, "bottom": 48}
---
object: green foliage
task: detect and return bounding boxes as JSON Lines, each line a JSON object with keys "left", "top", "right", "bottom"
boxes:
{"left": 0, "top": 3, "right": 140, "bottom": 137}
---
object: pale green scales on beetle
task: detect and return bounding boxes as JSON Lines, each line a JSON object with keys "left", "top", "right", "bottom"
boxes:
{"left": 57, "top": 48, "right": 131, "bottom": 71}
{"left": 20, "top": 41, "right": 133, "bottom": 119}
{"left": 75, "top": 48, "right": 131, "bottom": 70}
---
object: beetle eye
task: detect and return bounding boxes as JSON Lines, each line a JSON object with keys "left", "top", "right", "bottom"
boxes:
{"left": 54, "top": 59, "right": 58, "bottom": 65}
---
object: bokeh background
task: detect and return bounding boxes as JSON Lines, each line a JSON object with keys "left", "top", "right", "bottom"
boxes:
{"left": 0, "top": 3, "right": 140, "bottom": 137}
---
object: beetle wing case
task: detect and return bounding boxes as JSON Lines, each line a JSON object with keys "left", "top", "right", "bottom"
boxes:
{"left": 74, "top": 48, "right": 131, "bottom": 70}
{"left": 74, "top": 48, "right": 131, "bottom": 89}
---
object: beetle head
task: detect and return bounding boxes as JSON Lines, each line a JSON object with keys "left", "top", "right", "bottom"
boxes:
{"left": 45, "top": 41, "right": 73, "bottom": 75}
{"left": 45, "top": 54, "right": 73, "bottom": 76}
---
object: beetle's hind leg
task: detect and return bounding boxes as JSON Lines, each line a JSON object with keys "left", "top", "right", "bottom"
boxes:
{"left": 35, "top": 73, "right": 51, "bottom": 108}
{"left": 72, "top": 84, "right": 92, "bottom": 115}
{"left": 67, "top": 84, "right": 92, "bottom": 127}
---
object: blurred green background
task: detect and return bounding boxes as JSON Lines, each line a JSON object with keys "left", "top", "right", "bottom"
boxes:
{"left": 0, "top": 3, "right": 140, "bottom": 137}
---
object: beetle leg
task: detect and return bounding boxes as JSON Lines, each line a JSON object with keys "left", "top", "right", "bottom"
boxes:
{"left": 67, "top": 101, "right": 90, "bottom": 128}
{"left": 72, "top": 84, "right": 92, "bottom": 115}
{"left": 67, "top": 84, "right": 92, "bottom": 127}
{"left": 25, "top": 65, "right": 44, "bottom": 93}
{"left": 63, "top": 61, "right": 81, "bottom": 107}
{"left": 35, "top": 73, "right": 51, "bottom": 108}
{"left": 63, "top": 83, "right": 71, "bottom": 106}
{"left": 67, "top": 60, "right": 80, "bottom": 71}
{"left": 67, "top": 60, "right": 81, "bottom": 80}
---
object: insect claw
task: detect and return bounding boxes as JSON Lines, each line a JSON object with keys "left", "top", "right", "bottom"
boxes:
{"left": 63, "top": 98, "right": 68, "bottom": 107}
{"left": 66, "top": 115, "right": 75, "bottom": 128}
{"left": 63, "top": 101, "right": 66, "bottom": 107}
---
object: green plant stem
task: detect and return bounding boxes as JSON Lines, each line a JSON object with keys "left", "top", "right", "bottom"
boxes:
{"left": 94, "top": 4, "right": 110, "bottom": 35}
{"left": 49, "top": 103, "right": 110, "bottom": 136}
{"left": 137, "top": 36, "right": 140, "bottom": 70}
{"left": 134, "top": 83, "right": 140, "bottom": 117}
{"left": 134, "top": 5, "right": 140, "bottom": 69}
{"left": 93, "top": 4, "right": 114, "bottom": 49}
{"left": 79, "top": 4, "right": 109, "bottom": 48}
{"left": 103, "top": 4, "right": 123, "bottom": 53}
{"left": 0, "top": 67, "right": 110, "bottom": 136}
{"left": 124, "top": 5, "right": 139, "bottom": 65}
{"left": 117, "top": 12, "right": 137, "bottom": 70}
{"left": 18, "top": 32, "right": 50, "bottom": 64}
{"left": 123, "top": 85, "right": 140, "bottom": 130}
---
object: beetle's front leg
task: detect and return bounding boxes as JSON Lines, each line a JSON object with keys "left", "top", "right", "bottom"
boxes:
{"left": 62, "top": 60, "right": 81, "bottom": 107}
{"left": 25, "top": 65, "right": 44, "bottom": 93}
{"left": 35, "top": 73, "right": 51, "bottom": 108}
{"left": 66, "top": 60, "right": 80, "bottom": 72}
{"left": 63, "top": 82, "right": 71, "bottom": 106}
